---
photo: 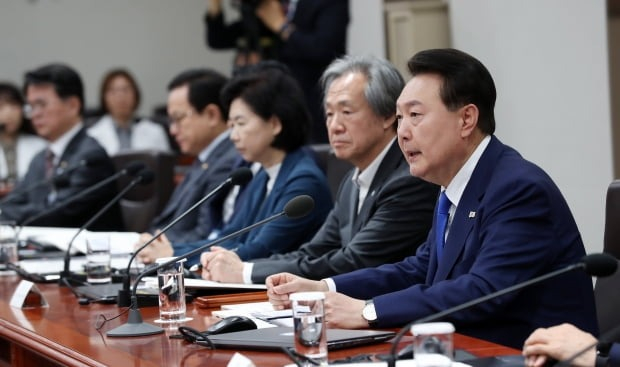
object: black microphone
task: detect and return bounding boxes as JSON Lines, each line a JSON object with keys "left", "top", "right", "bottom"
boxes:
{"left": 106, "top": 194, "right": 315, "bottom": 337}
{"left": 0, "top": 152, "right": 105, "bottom": 206}
{"left": 385, "top": 253, "right": 619, "bottom": 367}
{"left": 17, "top": 161, "right": 145, "bottom": 229}
{"left": 59, "top": 169, "right": 155, "bottom": 285}
{"left": 116, "top": 167, "right": 253, "bottom": 307}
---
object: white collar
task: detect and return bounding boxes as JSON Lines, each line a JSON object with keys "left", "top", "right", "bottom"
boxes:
{"left": 351, "top": 137, "right": 395, "bottom": 190}
{"left": 443, "top": 135, "right": 491, "bottom": 208}
{"left": 48, "top": 122, "right": 84, "bottom": 163}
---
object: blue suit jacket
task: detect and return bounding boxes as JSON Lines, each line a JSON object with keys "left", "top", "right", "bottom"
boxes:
{"left": 150, "top": 138, "right": 239, "bottom": 243}
{"left": 175, "top": 147, "right": 333, "bottom": 263}
{"left": 610, "top": 344, "right": 620, "bottom": 367}
{"left": 333, "top": 136, "right": 598, "bottom": 348}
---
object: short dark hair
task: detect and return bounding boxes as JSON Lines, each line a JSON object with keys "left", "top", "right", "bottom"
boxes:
{"left": 98, "top": 68, "right": 141, "bottom": 114}
{"left": 167, "top": 68, "right": 229, "bottom": 119}
{"left": 23, "top": 63, "right": 84, "bottom": 115}
{"left": 407, "top": 48, "right": 496, "bottom": 135}
{"left": 0, "top": 82, "right": 36, "bottom": 134}
{"left": 221, "top": 69, "right": 309, "bottom": 152}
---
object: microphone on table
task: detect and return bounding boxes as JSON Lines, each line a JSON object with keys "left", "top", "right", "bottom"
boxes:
{"left": 116, "top": 167, "right": 253, "bottom": 307}
{"left": 59, "top": 169, "right": 155, "bottom": 285}
{"left": 16, "top": 161, "right": 145, "bottom": 231}
{"left": 106, "top": 194, "right": 315, "bottom": 337}
{"left": 385, "top": 253, "right": 619, "bottom": 367}
{"left": 0, "top": 152, "right": 106, "bottom": 206}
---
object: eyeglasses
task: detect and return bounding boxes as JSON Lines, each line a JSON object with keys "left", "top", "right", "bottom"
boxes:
{"left": 23, "top": 101, "right": 48, "bottom": 119}
{"left": 168, "top": 110, "right": 193, "bottom": 126}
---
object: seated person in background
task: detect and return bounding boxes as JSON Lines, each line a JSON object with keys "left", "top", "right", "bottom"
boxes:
{"left": 0, "top": 63, "right": 122, "bottom": 230}
{"left": 266, "top": 48, "right": 598, "bottom": 349}
{"left": 139, "top": 68, "right": 333, "bottom": 265}
{"left": 136, "top": 69, "right": 239, "bottom": 248}
{"left": 523, "top": 323, "right": 620, "bottom": 367}
{"left": 0, "top": 82, "right": 47, "bottom": 185}
{"left": 199, "top": 55, "right": 438, "bottom": 284}
{"left": 88, "top": 68, "right": 171, "bottom": 156}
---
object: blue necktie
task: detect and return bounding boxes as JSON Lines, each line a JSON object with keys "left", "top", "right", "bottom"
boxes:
{"left": 435, "top": 191, "right": 451, "bottom": 259}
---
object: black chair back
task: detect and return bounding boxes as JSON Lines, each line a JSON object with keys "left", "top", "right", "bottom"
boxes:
{"left": 112, "top": 150, "right": 176, "bottom": 232}
{"left": 594, "top": 180, "right": 620, "bottom": 339}
{"left": 309, "top": 144, "right": 353, "bottom": 201}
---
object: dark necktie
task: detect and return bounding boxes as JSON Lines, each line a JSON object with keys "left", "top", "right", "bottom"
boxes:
{"left": 435, "top": 191, "right": 451, "bottom": 259}
{"left": 45, "top": 149, "right": 55, "bottom": 179}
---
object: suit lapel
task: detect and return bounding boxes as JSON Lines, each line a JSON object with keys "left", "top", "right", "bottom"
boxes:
{"left": 54, "top": 128, "right": 85, "bottom": 176}
{"left": 159, "top": 139, "right": 235, "bottom": 219}
{"left": 433, "top": 136, "right": 505, "bottom": 282}
{"left": 353, "top": 140, "right": 401, "bottom": 230}
{"left": 158, "top": 160, "right": 203, "bottom": 219}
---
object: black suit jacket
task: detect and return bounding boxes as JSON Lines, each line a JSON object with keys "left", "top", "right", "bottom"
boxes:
{"left": 150, "top": 138, "right": 239, "bottom": 243}
{"left": 205, "top": 0, "right": 349, "bottom": 142}
{"left": 0, "top": 128, "right": 122, "bottom": 230}
{"left": 251, "top": 140, "right": 439, "bottom": 283}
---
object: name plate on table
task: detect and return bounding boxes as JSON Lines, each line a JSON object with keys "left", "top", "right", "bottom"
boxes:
{"left": 10, "top": 280, "right": 48, "bottom": 308}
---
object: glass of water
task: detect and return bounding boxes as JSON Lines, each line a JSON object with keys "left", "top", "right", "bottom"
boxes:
{"left": 156, "top": 257, "right": 187, "bottom": 323}
{"left": 85, "top": 233, "right": 111, "bottom": 284}
{"left": 290, "top": 291, "right": 328, "bottom": 366}
{"left": 411, "top": 322, "right": 455, "bottom": 367}
{"left": 0, "top": 221, "right": 17, "bottom": 275}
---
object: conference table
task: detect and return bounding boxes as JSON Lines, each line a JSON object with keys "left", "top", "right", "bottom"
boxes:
{"left": 0, "top": 275, "right": 519, "bottom": 367}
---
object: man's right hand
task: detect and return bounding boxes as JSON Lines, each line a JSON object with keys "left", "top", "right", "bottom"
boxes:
{"left": 200, "top": 246, "right": 244, "bottom": 283}
{"left": 266, "top": 273, "right": 328, "bottom": 310}
{"left": 134, "top": 231, "right": 173, "bottom": 265}
{"left": 523, "top": 323, "right": 597, "bottom": 367}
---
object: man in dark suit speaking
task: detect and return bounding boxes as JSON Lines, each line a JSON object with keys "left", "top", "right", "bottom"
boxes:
{"left": 0, "top": 63, "right": 121, "bottom": 230}
{"left": 199, "top": 55, "right": 439, "bottom": 284}
{"left": 267, "top": 49, "right": 598, "bottom": 349}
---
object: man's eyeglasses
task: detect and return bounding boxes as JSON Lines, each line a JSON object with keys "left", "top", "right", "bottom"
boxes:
{"left": 23, "top": 101, "right": 48, "bottom": 119}
{"left": 168, "top": 110, "right": 193, "bottom": 126}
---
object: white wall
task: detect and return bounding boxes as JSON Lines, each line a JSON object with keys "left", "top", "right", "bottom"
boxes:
{"left": 449, "top": 0, "right": 613, "bottom": 255}
{"left": 0, "top": 0, "right": 383, "bottom": 116}
{"left": 348, "top": 0, "right": 386, "bottom": 58}
{"left": 0, "top": 0, "right": 234, "bottom": 116}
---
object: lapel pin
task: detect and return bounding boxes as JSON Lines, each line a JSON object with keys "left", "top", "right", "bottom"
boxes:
{"left": 201, "top": 162, "right": 209, "bottom": 170}
{"left": 469, "top": 211, "right": 476, "bottom": 218}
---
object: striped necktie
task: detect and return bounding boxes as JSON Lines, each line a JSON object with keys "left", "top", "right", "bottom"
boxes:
{"left": 45, "top": 149, "right": 55, "bottom": 179}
